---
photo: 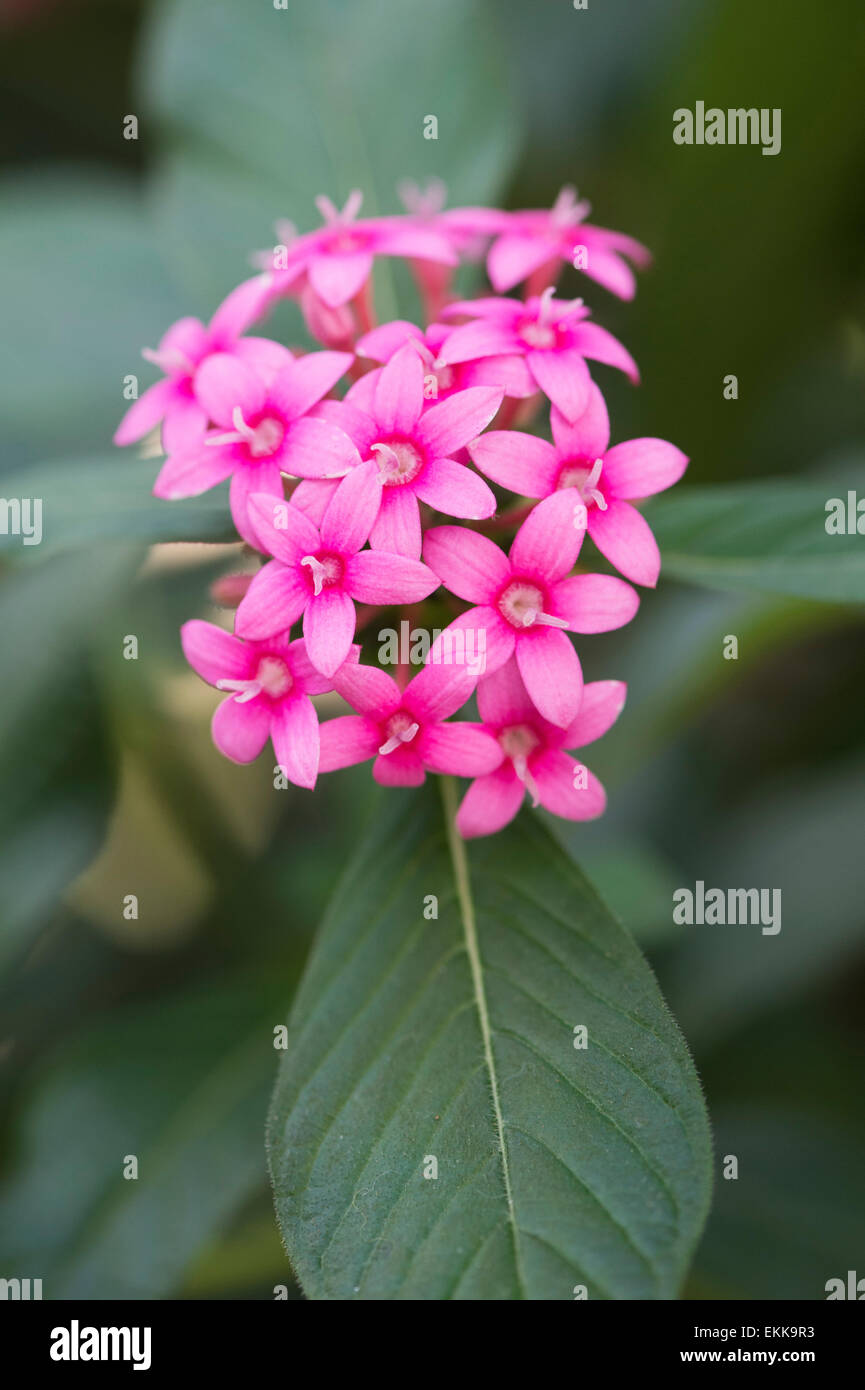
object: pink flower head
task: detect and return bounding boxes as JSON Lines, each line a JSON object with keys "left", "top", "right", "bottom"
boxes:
{"left": 152, "top": 350, "right": 355, "bottom": 547}
{"left": 485, "top": 185, "right": 652, "bottom": 301}
{"left": 261, "top": 191, "right": 457, "bottom": 310}
{"left": 470, "top": 382, "right": 689, "bottom": 587}
{"left": 316, "top": 341, "right": 503, "bottom": 560}
{"left": 319, "top": 659, "right": 500, "bottom": 787}
{"left": 114, "top": 275, "right": 285, "bottom": 453}
{"left": 236, "top": 480, "right": 439, "bottom": 677}
{"left": 424, "top": 490, "right": 639, "bottom": 728}
{"left": 181, "top": 619, "right": 352, "bottom": 789}
{"left": 456, "top": 657, "right": 626, "bottom": 838}
{"left": 438, "top": 288, "right": 638, "bottom": 422}
{"left": 354, "top": 319, "right": 534, "bottom": 406}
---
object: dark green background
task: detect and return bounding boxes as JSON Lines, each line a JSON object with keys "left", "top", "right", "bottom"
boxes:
{"left": 0, "top": 0, "right": 863, "bottom": 1299}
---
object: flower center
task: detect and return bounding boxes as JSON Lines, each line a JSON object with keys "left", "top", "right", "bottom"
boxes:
{"left": 215, "top": 653, "right": 293, "bottom": 704}
{"left": 300, "top": 552, "right": 344, "bottom": 596}
{"left": 499, "top": 723, "right": 543, "bottom": 807}
{"left": 497, "top": 578, "right": 572, "bottom": 631}
{"left": 557, "top": 456, "right": 607, "bottom": 510}
{"left": 247, "top": 415, "right": 285, "bottom": 458}
{"left": 378, "top": 709, "right": 420, "bottom": 755}
{"left": 328, "top": 230, "right": 366, "bottom": 254}
{"left": 255, "top": 655, "right": 293, "bottom": 700}
{"left": 370, "top": 439, "right": 425, "bottom": 487}
{"left": 519, "top": 319, "right": 557, "bottom": 350}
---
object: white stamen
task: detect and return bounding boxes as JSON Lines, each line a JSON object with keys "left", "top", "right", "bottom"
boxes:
{"left": 378, "top": 721, "right": 419, "bottom": 756}
{"left": 231, "top": 407, "right": 257, "bottom": 442}
{"left": 216, "top": 678, "right": 262, "bottom": 703}
{"left": 513, "top": 753, "right": 541, "bottom": 808}
{"left": 533, "top": 611, "right": 572, "bottom": 630}
{"left": 300, "top": 555, "right": 327, "bottom": 596}
{"left": 206, "top": 430, "right": 244, "bottom": 447}
{"left": 583, "top": 457, "right": 608, "bottom": 511}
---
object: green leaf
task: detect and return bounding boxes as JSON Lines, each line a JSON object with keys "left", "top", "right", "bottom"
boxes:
{"left": 0, "top": 455, "right": 235, "bottom": 559}
{"left": 645, "top": 481, "right": 865, "bottom": 603}
{"left": 0, "top": 170, "right": 184, "bottom": 467}
{"left": 268, "top": 780, "right": 711, "bottom": 1300}
{"left": 140, "top": 0, "right": 519, "bottom": 305}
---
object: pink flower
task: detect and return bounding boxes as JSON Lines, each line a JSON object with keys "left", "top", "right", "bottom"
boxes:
{"left": 470, "top": 382, "right": 688, "bottom": 587}
{"left": 438, "top": 288, "right": 638, "bottom": 422}
{"left": 236, "top": 479, "right": 439, "bottom": 677}
{"left": 423, "top": 490, "right": 639, "bottom": 728}
{"left": 114, "top": 275, "right": 284, "bottom": 453}
{"left": 319, "top": 659, "right": 500, "bottom": 787}
{"left": 354, "top": 319, "right": 534, "bottom": 405}
{"left": 152, "top": 350, "right": 355, "bottom": 547}
{"left": 456, "top": 658, "right": 626, "bottom": 837}
{"left": 181, "top": 620, "right": 350, "bottom": 789}
{"left": 485, "top": 186, "right": 652, "bottom": 301}
{"left": 261, "top": 191, "right": 457, "bottom": 310}
{"left": 317, "top": 341, "right": 503, "bottom": 560}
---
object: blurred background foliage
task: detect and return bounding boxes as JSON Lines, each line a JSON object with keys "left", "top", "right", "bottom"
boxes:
{"left": 1, "top": 0, "right": 863, "bottom": 1300}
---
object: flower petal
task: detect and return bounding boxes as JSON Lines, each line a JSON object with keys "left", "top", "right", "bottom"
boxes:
{"left": 303, "top": 588, "right": 356, "bottom": 677}
{"left": 369, "top": 487, "right": 422, "bottom": 559}
{"left": 476, "top": 654, "right": 537, "bottom": 727}
{"left": 550, "top": 381, "right": 610, "bottom": 460}
{"left": 114, "top": 379, "right": 174, "bottom": 446}
{"left": 372, "top": 341, "right": 425, "bottom": 433}
{"left": 562, "top": 680, "right": 627, "bottom": 751}
{"left": 588, "top": 499, "right": 662, "bottom": 587}
{"left": 194, "top": 353, "right": 266, "bottom": 427}
{"left": 356, "top": 320, "right": 423, "bottom": 362}
{"left": 290, "top": 478, "right": 339, "bottom": 525}
{"left": 509, "top": 490, "right": 584, "bottom": 582}
{"left": 526, "top": 347, "right": 591, "bottom": 422}
{"left": 235, "top": 561, "right": 309, "bottom": 640}
{"left": 435, "top": 318, "right": 519, "bottom": 365}
{"left": 208, "top": 274, "right": 272, "bottom": 344}
{"left": 211, "top": 693, "right": 270, "bottom": 763}
{"left": 270, "top": 693, "right": 319, "bottom": 789}
{"left": 550, "top": 573, "right": 640, "bottom": 632}
{"left": 469, "top": 429, "right": 557, "bottom": 496}
{"left": 162, "top": 396, "right": 208, "bottom": 454}
{"left": 428, "top": 607, "right": 513, "bottom": 676}
{"left": 414, "top": 456, "right": 496, "bottom": 520}
{"left": 318, "top": 714, "right": 380, "bottom": 771}
{"left": 404, "top": 659, "right": 479, "bottom": 724}
{"left": 515, "top": 627, "right": 582, "bottom": 728}
{"left": 333, "top": 660, "right": 401, "bottom": 717}
{"left": 269, "top": 351, "right": 353, "bottom": 422}
{"left": 570, "top": 322, "right": 639, "bottom": 383}
{"left": 488, "top": 233, "right": 556, "bottom": 292}
{"left": 456, "top": 766, "right": 524, "bottom": 838}
{"left": 152, "top": 445, "right": 235, "bottom": 500}
{"left": 229, "top": 463, "right": 285, "bottom": 548}
{"left": 418, "top": 722, "right": 503, "bottom": 776}
{"left": 601, "top": 438, "right": 689, "bottom": 499}
{"left": 320, "top": 457, "right": 382, "bottom": 553}
{"left": 309, "top": 250, "right": 374, "bottom": 308}
{"left": 282, "top": 416, "right": 360, "bottom": 479}
{"left": 423, "top": 525, "right": 510, "bottom": 602}
{"left": 247, "top": 492, "right": 320, "bottom": 565}
{"left": 344, "top": 550, "right": 439, "bottom": 605}
{"left": 373, "top": 748, "right": 426, "bottom": 786}
{"left": 416, "top": 386, "right": 503, "bottom": 457}
{"left": 532, "top": 749, "right": 606, "bottom": 820}
{"left": 181, "top": 619, "right": 251, "bottom": 686}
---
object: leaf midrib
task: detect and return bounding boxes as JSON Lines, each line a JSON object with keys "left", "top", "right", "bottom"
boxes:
{"left": 439, "top": 774, "right": 528, "bottom": 1298}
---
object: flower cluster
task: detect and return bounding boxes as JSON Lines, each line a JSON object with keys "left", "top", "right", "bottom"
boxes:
{"left": 115, "top": 185, "right": 687, "bottom": 837}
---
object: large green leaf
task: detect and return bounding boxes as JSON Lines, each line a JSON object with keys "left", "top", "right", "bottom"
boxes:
{"left": 644, "top": 481, "right": 865, "bottom": 603}
{"left": 140, "top": 0, "right": 518, "bottom": 307}
{"left": 268, "top": 780, "right": 711, "bottom": 1300}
